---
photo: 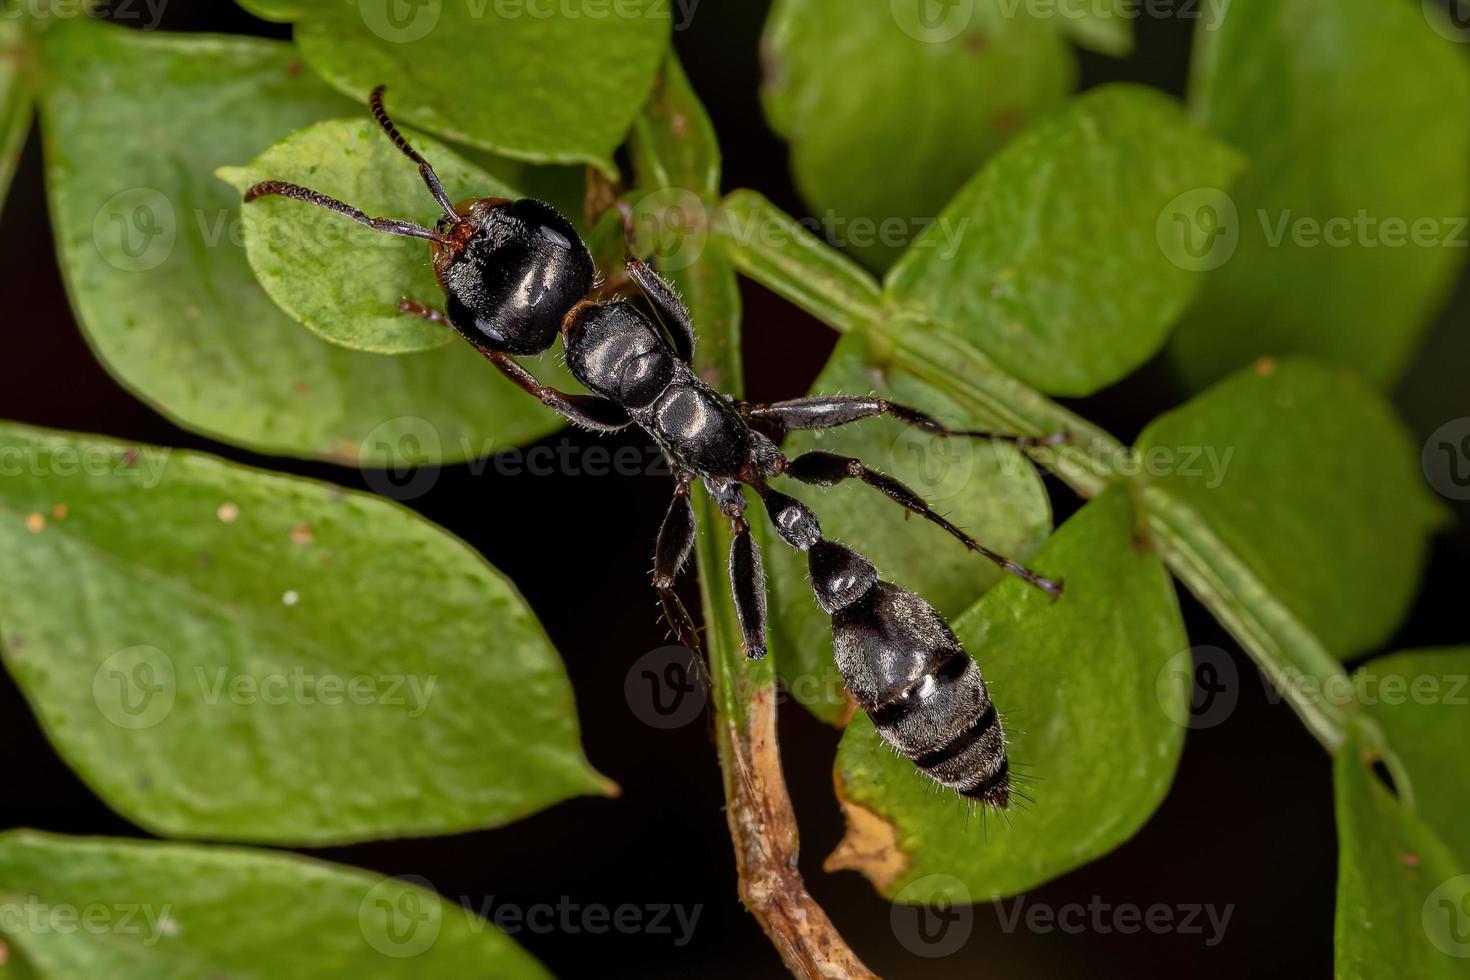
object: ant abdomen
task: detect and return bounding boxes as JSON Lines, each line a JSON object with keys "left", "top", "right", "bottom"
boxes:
{"left": 810, "top": 541, "right": 1010, "bottom": 808}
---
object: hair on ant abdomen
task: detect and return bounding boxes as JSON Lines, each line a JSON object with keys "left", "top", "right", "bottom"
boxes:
{"left": 244, "top": 86, "right": 1070, "bottom": 809}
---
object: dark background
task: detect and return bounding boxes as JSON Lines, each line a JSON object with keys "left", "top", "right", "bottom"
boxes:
{"left": 2, "top": 3, "right": 1466, "bottom": 977}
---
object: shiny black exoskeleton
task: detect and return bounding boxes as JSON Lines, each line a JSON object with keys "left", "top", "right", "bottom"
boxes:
{"left": 244, "top": 87, "right": 1068, "bottom": 808}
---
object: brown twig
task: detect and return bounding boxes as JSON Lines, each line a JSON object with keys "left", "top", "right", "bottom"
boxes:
{"left": 718, "top": 686, "right": 877, "bottom": 979}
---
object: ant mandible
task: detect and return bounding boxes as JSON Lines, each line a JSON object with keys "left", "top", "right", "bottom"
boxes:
{"left": 244, "top": 87, "right": 1068, "bottom": 809}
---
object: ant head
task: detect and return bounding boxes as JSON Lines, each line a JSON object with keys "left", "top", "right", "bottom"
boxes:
{"left": 243, "top": 86, "right": 592, "bottom": 357}
{"left": 431, "top": 197, "right": 594, "bottom": 356}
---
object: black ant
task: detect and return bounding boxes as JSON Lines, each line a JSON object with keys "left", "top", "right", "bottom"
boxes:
{"left": 244, "top": 87, "right": 1068, "bottom": 809}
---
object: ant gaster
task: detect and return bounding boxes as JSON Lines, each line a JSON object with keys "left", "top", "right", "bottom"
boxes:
{"left": 244, "top": 87, "right": 1068, "bottom": 809}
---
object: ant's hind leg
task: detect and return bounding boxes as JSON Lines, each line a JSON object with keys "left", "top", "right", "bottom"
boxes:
{"left": 743, "top": 395, "right": 1068, "bottom": 447}
{"left": 653, "top": 472, "right": 702, "bottom": 654}
{"left": 783, "top": 450, "right": 1063, "bottom": 599}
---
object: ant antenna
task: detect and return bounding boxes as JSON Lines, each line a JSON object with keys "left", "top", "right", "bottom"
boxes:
{"left": 243, "top": 181, "right": 446, "bottom": 243}
{"left": 370, "top": 85, "right": 458, "bottom": 221}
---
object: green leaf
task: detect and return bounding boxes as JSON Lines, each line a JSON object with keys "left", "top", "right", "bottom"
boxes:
{"left": 761, "top": 0, "right": 1076, "bottom": 270}
{"left": 0, "top": 17, "right": 34, "bottom": 210}
{"left": 0, "top": 831, "right": 549, "bottom": 978}
{"left": 766, "top": 332, "right": 1052, "bottom": 723}
{"left": 39, "top": 19, "right": 561, "bottom": 464}
{"left": 885, "top": 84, "right": 1243, "bottom": 397}
{"left": 830, "top": 486, "right": 1188, "bottom": 898}
{"left": 1355, "top": 648, "right": 1470, "bottom": 870}
{"left": 713, "top": 189, "right": 882, "bottom": 331}
{"left": 1171, "top": 0, "right": 1470, "bottom": 390}
{"left": 1333, "top": 736, "right": 1470, "bottom": 979}
{"left": 239, "top": 0, "right": 670, "bottom": 175}
{"left": 0, "top": 424, "right": 610, "bottom": 844}
{"left": 1136, "top": 359, "right": 1443, "bottom": 660}
{"left": 218, "top": 120, "right": 516, "bottom": 354}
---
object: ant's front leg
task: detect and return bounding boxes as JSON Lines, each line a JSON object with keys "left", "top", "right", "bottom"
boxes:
{"left": 742, "top": 394, "right": 1068, "bottom": 448}
{"left": 652, "top": 471, "right": 701, "bottom": 654}
{"left": 400, "top": 299, "right": 630, "bottom": 432}
{"left": 398, "top": 299, "right": 451, "bottom": 327}
{"left": 612, "top": 199, "right": 696, "bottom": 363}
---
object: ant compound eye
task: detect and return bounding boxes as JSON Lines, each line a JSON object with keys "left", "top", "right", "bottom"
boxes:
{"left": 536, "top": 222, "right": 572, "bottom": 250}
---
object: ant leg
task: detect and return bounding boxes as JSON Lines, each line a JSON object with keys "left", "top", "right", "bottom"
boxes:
{"left": 653, "top": 472, "right": 701, "bottom": 653}
{"left": 478, "top": 349, "right": 633, "bottom": 434}
{"left": 611, "top": 200, "right": 695, "bottom": 362}
{"left": 624, "top": 258, "right": 695, "bottom": 364}
{"left": 729, "top": 516, "right": 768, "bottom": 659}
{"left": 743, "top": 395, "right": 1068, "bottom": 447}
{"left": 782, "top": 451, "right": 1063, "bottom": 599}
{"left": 710, "top": 481, "right": 767, "bottom": 659}
{"left": 397, "top": 299, "right": 451, "bottom": 327}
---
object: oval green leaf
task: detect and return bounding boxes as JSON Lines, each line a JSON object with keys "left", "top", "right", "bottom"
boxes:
{"left": 218, "top": 120, "right": 518, "bottom": 354}
{"left": 1171, "top": 0, "right": 1470, "bottom": 391}
{"left": 766, "top": 332, "right": 1052, "bottom": 723}
{"left": 1136, "top": 359, "right": 1444, "bottom": 660}
{"left": 830, "top": 486, "right": 1188, "bottom": 898}
{"left": 761, "top": 0, "right": 1076, "bottom": 270}
{"left": 0, "top": 831, "right": 549, "bottom": 978}
{"left": 0, "top": 424, "right": 610, "bottom": 844}
{"left": 239, "top": 0, "right": 670, "bottom": 175}
{"left": 1355, "top": 648, "right": 1470, "bottom": 870}
{"left": 885, "top": 84, "right": 1243, "bottom": 396}
{"left": 1333, "top": 735, "right": 1470, "bottom": 979}
{"left": 39, "top": 19, "right": 564, "bottom": 465}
